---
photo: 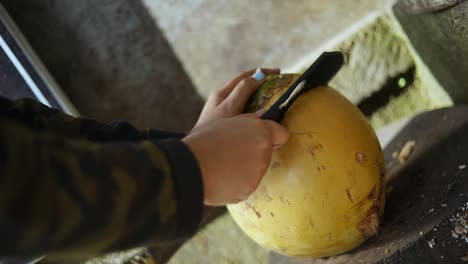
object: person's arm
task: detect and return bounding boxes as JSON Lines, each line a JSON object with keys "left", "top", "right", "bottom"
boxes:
{"left": 0, "top": 67, "right": 288, "bottom": 262}
{"left": 0, "top": 119, "right": 203, "bottom": 259}
{"left": 0, "top": 97, "right": 185, "bottom": 142}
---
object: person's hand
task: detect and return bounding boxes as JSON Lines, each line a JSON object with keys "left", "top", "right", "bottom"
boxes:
{"left": 192, "top": 68, "right": 280, "bottom": 131}
{"left": 183, "top": 114, "right": 289, "bottom": 205}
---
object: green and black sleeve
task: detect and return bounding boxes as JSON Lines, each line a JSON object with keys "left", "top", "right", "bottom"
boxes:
{"left": 0, "top": 97, "right": 204, "bottom": 260}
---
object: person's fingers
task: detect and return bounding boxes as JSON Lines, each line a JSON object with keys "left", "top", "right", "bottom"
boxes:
{"left": 272, "top": 145, "right": 281, "bottom": 151}
{"left": 221, "top": 76, "right": 262, "bottom": 114}
{"left": 254, "top": 109, "right": 267, "bottom": 118}
{"left": 206, "top": 90, "right": 225, "bottom": 106}
{"left": 240, "top": 113, "right": 289, "bottom": 147}
{"left": 242, "top": 109, "right": 266, "bottom": 119}
{"left": 241, "top": 111, "right": 261, "bottom": 119}
{"left": 217, "top": 68, "right": 280, "bottom": 99}
{"left": 263, "top": 120, "right": 290, "bottom": 147}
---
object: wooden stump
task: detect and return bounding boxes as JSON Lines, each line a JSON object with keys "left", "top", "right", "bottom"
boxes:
{"left": 270, "top": 106, "right": 468, "bottom": 264}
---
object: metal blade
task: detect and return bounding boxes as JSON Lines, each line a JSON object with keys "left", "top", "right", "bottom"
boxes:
{"left": 261, "top": 51, "right": 344, "bottom": 122}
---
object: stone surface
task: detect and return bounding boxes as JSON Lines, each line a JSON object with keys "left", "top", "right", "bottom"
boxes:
{"left": 170, "top": 213, "right": 268, "bottom": 264}
{"left": 295, "top": 14, "right": 452, "bottom": 129}
{"left": 2, "top": 0, "right": 204, "bottom": 131}
{"left": 143, "top": 0, "right": 393, "bottom": 99}
{"left": 312, "top": 15, "right": 415, "bottom": 104}
{"left": 394, "top": 1, "right": 468, "bottom": 104}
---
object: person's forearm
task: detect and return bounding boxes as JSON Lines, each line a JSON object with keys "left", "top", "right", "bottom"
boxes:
{"left": 0, "top": 97, "right": 186, "bottom": 142}
{"left": 0, "top": 120, "right": 203, "bottom": 259}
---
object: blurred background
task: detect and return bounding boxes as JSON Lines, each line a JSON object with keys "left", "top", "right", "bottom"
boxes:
{"left": 2, "top": 0, "right": 467, "bottom": 263}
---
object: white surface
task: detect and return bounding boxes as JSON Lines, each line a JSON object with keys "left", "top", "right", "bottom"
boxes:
{"left": 376, "top": 115, "right": 413, "bottom": 149}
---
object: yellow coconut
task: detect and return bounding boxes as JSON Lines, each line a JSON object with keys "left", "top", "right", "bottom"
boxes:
{"left": 228, "top": 74, "right": 385, "bottom": 258}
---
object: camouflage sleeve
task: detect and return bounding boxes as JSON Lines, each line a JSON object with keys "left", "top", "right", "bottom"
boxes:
{"left": 0, "top": 98, "right": 204, "bottom": 260}
{"left": 0, "top": 97, "right": 186, "bottom": 142}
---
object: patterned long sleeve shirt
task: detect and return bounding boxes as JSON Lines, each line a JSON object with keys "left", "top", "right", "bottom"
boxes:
{"left": 0, "top": 97, "right": 204, "bottom": 261}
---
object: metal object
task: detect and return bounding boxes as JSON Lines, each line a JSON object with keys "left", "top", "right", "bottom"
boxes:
{"left": 0, "top": 256, "right": 44, "bottom": 264}
{"left": 395, "top": 0, "right": 465, "bottom": 14}
{"left": 261, "top": 51, "right": 344, "bottom": 122}
{"left": 0, "top": 3, "right": 79, "bottom": 116}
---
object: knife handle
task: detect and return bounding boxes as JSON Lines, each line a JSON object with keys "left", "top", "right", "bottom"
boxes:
{"left": 260, "top": 51, "right": 344, "bottom": 122}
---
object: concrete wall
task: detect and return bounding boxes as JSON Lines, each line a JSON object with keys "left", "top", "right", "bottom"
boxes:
{"left": 395, "top": 1, "right": 468, "bottom": 104}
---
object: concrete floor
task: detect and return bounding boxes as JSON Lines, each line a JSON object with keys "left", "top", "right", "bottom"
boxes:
{"left": 143, "top": 0, "right": 394, "bottom": 99}
{"left": 2, "top": 0, "right": 204, "bottom": 132}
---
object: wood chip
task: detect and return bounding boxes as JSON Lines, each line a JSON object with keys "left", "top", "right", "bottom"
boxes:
{"left": 461, "top": 255, "right": 468, "bottom": 261}
{"left": 398, "top": 140, "right": 416, "bottom": 164}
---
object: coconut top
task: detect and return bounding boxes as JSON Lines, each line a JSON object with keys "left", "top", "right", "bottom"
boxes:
{"left": 245, "top": 74, "right": 301, "bottom": 113}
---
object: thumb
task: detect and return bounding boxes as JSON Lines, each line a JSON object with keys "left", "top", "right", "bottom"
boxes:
{"left": 263, "top": 120, "right": 290, "bottom": 147}
{"left": 221, "top": 72, "right": 265, "bottom": 115}
{"left": 241, "top": 109, "right": 266, "bottom": 119}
